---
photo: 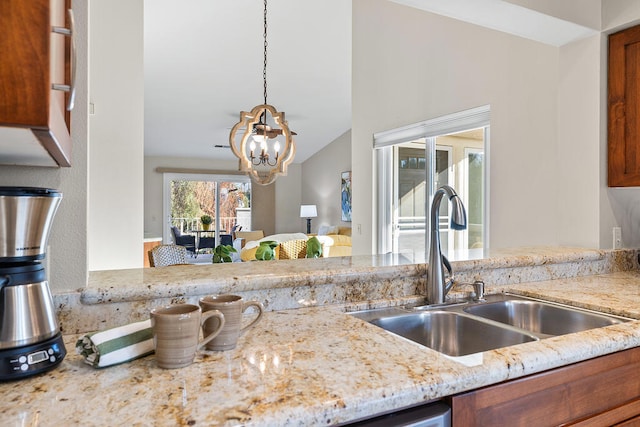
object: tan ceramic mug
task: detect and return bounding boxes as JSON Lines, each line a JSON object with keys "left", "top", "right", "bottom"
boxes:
{"left": 150, "top": 303, "right": 225, "bottom": 369}
{"left": 199, "top": 295, "right": 264, "bottom": 351}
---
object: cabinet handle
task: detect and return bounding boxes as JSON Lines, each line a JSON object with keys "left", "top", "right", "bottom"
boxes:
{"left": 51, "top": 9, "right": 76, "bottom": 111}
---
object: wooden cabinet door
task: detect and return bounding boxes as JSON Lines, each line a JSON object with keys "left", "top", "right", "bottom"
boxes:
{"left": 568, "top": 398, "right": 640, "bottom": 427}
{"left": 449, "top": 347, "right": 640, "bottom": 426}
{"left": 0, "top": 0, "right": 73, "bottom": 167}
{"left": 609, "top": 24, "right": 640, "bottom": 186}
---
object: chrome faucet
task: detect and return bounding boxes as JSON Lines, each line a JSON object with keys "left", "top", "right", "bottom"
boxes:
{"left": 426, "top": 185, "right": 467, "bottom": 304}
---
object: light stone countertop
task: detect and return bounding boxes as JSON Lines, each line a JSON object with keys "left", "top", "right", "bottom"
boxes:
{"left": 83, "top": 246, "right": 612, "bottom": 305}
{"left": 55, "top": 247, "right": 632, "bottom": 335}
{"left": 5, "top": 269, "right": 640, "bottom": 426}
{"left": 84, "top": 253, "right": 427, "bottom": 304}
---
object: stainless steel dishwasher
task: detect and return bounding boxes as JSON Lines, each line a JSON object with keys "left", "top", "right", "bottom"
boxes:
{"left": 340, "top": 401, "right": 451, "bottom": 427}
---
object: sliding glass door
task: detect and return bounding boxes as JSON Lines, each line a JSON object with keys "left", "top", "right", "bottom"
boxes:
{"left": 163, "top": 173, "right": 251, "bottom": 253}
{"left": 463, "top": 147, "right": 485, "bottom": 250}
{"left": 394, "top": 142, "right": 428, "bottom": 253}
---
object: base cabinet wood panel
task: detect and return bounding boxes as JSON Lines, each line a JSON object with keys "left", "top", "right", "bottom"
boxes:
{"left": 0, "top": 0, "right": 73, "bottom": 167}
{"left": 568, "top": 398, "right": 640, "bottom": 427}
{"left": 614, "top": 413, "right": 640, "bottom": 427}
{"left": 448, "top": 347, "right": 640, "bottom": 427}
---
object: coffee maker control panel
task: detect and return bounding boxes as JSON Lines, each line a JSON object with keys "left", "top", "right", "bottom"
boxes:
{"left": 0, "top": 334, "right": 66, "bottom": 380}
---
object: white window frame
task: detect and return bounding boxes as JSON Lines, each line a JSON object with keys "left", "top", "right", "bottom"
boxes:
{"left": 374, "top": 105, "right": 490, "bottom": 255}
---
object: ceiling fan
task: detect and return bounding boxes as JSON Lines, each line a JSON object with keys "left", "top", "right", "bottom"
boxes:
{"left": 226, "top": 111, "right": 298, "bottom": 138}
{"left": 254, "top": 125, "right": 298, "bottom": 139}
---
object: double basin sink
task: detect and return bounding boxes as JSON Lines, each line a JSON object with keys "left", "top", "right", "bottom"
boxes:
{"left": 351, "top": 294, "right": 630, "bottom": 357}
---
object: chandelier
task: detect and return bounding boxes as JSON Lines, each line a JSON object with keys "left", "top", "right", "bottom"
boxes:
{"left": 229, "top": 0, "right": 296, "bottom": 186}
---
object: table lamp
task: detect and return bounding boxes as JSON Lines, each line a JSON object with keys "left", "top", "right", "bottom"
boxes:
{"left": 300, "top": 205, "right": 317, "bottom": 234}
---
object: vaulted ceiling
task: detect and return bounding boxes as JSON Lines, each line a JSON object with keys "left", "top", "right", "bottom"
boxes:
{"left": 143, "top": 0, "right": 598, "bottom": 163}
{"left": 144, "top": 0, "right": 352, "bottom": 163}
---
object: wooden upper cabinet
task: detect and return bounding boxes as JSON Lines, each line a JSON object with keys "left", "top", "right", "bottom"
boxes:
{"left": 609, "top": 24, "right": 640, "bottom": 186}
{"left": 0, "top": 0, "right": 74, "bottom": 167}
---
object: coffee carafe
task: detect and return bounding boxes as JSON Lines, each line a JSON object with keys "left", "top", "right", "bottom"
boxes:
{"left": 0, "top": 187, "right": 66, "bottom": 380}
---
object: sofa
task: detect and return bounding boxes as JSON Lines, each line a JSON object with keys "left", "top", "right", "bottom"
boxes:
{"left": 314, "top": 226, "right": 352, "bottom": 257}
{"left": 239, "top": 227, "right": 352, "bottom": 261}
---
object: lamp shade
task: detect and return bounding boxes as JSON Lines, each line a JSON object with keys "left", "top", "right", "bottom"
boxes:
{"left": 300, "top": 205, "right": 317, "bottom": 218}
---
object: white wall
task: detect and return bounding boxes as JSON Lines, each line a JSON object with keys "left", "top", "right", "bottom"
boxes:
{"left": 557, "top": 35, "right": 602, "bottom": 248}
{"left": 300, "top": 130, "right": 352, "bottom": 232}
{"left": 88, "top": 0, "right": 144, "bottom": 271}
{"left": 353, "top": 0, "right": 560, "bottom": 255}
{"left": 0, "top": 2, "right": 89, "bottom": 292}
{"left": 275, "top": 164, "right": 303, "bottom": 233}
{"left": 518, "top": 0, "right": 640, "bottom": 249}
{"left": 505, "top": 0, "right": 602, "bottom": 30}
{"left": 602, "top": 0, "right": 640, "bottom": 31}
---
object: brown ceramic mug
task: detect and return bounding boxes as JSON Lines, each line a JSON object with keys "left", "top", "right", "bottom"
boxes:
{"left": 150, "top": 303, "right": 225, "bottom": 369}
{"left": 199, "top": 295, "right": 264, "bottom": 351}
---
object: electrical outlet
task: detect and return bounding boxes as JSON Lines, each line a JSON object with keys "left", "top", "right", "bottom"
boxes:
{"left": 357, "top": 224, "right": 362, "bottom": 234}
{"left": 613, "top": 227, "right": 622, "bottom": 249}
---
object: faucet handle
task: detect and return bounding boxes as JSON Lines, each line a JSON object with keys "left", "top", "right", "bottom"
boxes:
{"left": 442, "top": 255, "right": 452, "bottom": 277}
{"left": 442, "top": 255, "right": 455, "bottom": 294}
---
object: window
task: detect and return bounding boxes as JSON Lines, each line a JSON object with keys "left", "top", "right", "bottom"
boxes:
{"left": 374, "top": 106, "right": 489, "bottom": 258}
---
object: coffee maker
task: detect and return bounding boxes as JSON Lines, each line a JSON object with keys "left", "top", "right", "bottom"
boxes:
{"left": 0, "top": 187, "right": 66, "bottom": 380}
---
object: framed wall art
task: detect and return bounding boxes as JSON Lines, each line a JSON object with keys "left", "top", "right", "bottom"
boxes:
{"left": 341, "top": 171, "right": 352, "bottom": 222}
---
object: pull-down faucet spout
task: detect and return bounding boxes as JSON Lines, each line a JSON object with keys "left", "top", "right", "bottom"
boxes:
{"left": 426, "top": 185, "right": 467, "bottom": 305}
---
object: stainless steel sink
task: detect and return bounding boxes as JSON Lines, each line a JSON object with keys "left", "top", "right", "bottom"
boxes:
{"left": 463, "top": 299, "right": 626, "bottom": 336}
{"left": 369, "top": 311, "right": 537, "bottom": 357}
{"left": 350, "top": 294, "right": 630, "bottom": 357}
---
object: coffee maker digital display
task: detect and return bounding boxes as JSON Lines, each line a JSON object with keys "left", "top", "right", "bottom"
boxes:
{"left": 0, "top": 187, "right": 67, "bottom": 380}
{"left": 0, "top": 335, "right": 66, "bottom": 379}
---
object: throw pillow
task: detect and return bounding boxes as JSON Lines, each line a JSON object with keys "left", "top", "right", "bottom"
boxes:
{"left": 318, "top": 225, "right": 339, "bottom": 236}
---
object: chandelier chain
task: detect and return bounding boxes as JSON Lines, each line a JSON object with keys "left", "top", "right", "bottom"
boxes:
{"left": 228, "top": 0, "right": 295, "bottom": 186}
{"left": 263, "top": 0, "right": 268, "bottom": 105}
